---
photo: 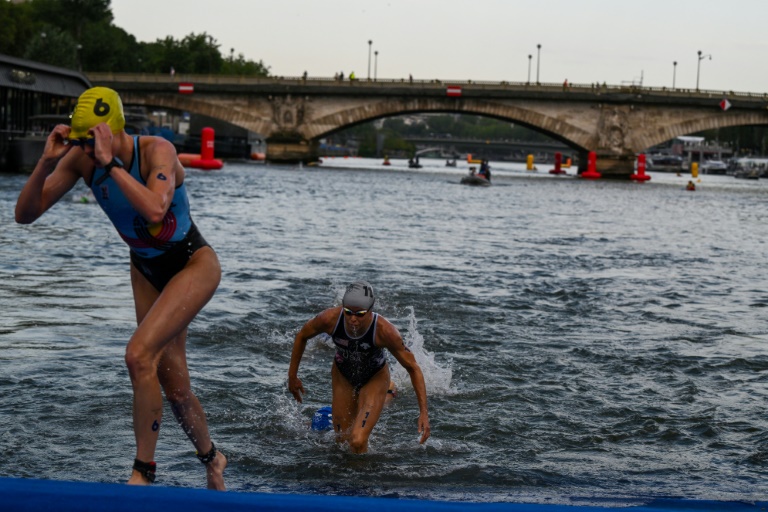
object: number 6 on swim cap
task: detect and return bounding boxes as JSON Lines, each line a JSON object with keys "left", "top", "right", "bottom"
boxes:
{"left": 69, "top": 87, "right": 126, "bottom": 140}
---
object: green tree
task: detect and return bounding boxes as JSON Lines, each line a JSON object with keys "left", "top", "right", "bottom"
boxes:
{"left": 28, "top": 0, "right": 112, "bottom": 44}
{"left": 141, "top": 33, "right": 225, "bottom": 74}
{"left": 23, "top": 25, "right": 78, "bottom": 69}
{"left": 180, "top": 32, "right": 223, "bottom": 74}
{"left": 80, "top": 22, "right": 141, "bottom": 72}
{"left": 0, "top": 1, "right": 34, "bottom": 56}
{"left": 222, "top": 51, "right": 270, "bottom": 77}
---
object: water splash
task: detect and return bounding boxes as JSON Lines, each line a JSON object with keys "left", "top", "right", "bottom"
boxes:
{"left": 390, "top": 306, "right": 453, "bottom": 395}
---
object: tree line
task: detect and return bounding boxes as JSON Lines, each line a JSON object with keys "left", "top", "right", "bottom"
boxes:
{"left": 0, "top": 0, "right": 270, "bottom": 76}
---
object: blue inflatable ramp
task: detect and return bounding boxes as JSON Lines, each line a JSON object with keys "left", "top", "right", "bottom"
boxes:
{"left": 0, "top": 477, "right": 765, "bottom": 512}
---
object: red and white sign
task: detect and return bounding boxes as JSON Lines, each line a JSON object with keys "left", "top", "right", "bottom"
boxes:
{"left": 178, "top": 83, "right": 194, "bottom": 94}
{"left": 446, "top": 85, "right": 462, "bottom": 97}
{"left": 720, "top": 98, "right": 732, "bottom": 111}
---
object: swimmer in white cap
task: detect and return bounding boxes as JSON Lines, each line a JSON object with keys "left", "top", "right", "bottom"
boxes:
{"left": 15, "top": 87, "right": 226, "bottom": 490}
{"left": 288, "top": 281, "right": 430, "bottom": 453}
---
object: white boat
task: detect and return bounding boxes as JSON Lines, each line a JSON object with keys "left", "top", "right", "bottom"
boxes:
{"left": 699, "top": 160, "right": 728, "bottom": 175}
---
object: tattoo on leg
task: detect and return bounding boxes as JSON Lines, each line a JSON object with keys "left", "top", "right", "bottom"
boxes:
{"left": 152, "top": 420, "right": 160, "bottom": 432}
{"left": 361, "top": 411, "right": 370, "bottom": 428}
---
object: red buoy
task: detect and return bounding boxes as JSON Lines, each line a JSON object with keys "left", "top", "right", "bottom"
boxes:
{"left": 186, "top": 127, "right": 223, "bottom": 170}
{"left": 581, "top": 151, "right": 601, "bottom": 179}
{"left": 549, "top": 151, "right": 567, "bottom": 175}
{"left": 630, "top": 154, "right": 651, "bottom": 182}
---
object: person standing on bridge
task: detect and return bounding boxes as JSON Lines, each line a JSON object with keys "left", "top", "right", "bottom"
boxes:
{"left": 288, "top": 281, "right": 430, "bottom": 453}
{"left": 14, "top": 86, "right": 227, "bottom": 490}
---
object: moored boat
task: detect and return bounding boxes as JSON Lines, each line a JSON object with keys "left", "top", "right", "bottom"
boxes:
{"left": 699, "top": 159, "right": 728, "bottom": 175}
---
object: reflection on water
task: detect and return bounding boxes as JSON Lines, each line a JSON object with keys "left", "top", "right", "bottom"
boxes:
{"left": 1, "top": 159, "right": 768, "bottom": 502}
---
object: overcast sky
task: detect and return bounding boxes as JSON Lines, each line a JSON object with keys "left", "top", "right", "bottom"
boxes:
{"left": 112, "top": 0, "right": 767, "bottom": 93}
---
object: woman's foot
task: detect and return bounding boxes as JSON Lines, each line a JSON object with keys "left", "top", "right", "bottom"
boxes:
{"left": 127, "top": 469, "right": 153, "bottom": 486}
{"left": 205, "top": 450, "right": 227, "bottom": 491}
{"left": 127, "top": 459, "right": 156, "bottom": 485}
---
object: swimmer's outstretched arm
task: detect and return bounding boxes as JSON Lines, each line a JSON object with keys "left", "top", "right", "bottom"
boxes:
{"left": 376, "top": 318, "right": 431, "bottom": 444}
{"left": 288, "top": 308, "right": 338, "bottom": 403}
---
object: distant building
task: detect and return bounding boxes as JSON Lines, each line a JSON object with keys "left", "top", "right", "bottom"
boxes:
{"left": 0, "top": 53, "right": 91, "bottom": 172}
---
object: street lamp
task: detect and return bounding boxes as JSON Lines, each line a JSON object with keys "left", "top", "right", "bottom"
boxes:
{"left": 672, "top": 61, "right": 677, "bottom": 89}
{"left": 536, "top": 44, "right": 541, "bottom": 84}
{"left": 76, "top": 44, "right": 82, "bottom": 72}
{"left": 527, "top": 54, "right": 532, "bottom": 84}
{"left": 367, "top": 40, "right": 373, "bottom": 80}
{"left": 696, "top": 50, "right": 711, "bottom": 91}
{"left": 374, "top": 50, "right": 379, "bottom": 81}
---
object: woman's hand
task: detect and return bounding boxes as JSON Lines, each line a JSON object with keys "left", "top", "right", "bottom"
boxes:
{"left": 288, "top": 375, "right": 305, "bottom": 403}
{"left": 90, "top": 123, "right": 115, "bottom": 166}
{"left": 41, "top": 125, "right": 75, "bottom": 164}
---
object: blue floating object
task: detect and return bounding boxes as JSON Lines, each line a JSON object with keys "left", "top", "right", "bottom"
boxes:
{"left": 311, "top": 406, "right": 332, "bottom": 431}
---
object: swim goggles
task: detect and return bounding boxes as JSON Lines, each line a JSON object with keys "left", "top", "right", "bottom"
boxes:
{"left": 343, "top": 307, "right": 370, "bottom": 317}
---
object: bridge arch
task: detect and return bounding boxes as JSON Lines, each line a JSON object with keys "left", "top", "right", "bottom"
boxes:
{"left": 303, "top": 98, "right": 593, "bottom": 154}
{"left": 637, "top": 112, "right": 768, "bottom": 151}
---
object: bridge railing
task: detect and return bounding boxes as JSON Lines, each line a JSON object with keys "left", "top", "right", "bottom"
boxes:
{"left": 86, "top": 73, "right": 768, "bottom": 100}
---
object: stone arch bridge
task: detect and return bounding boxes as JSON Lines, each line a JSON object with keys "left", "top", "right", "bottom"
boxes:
{"left": 87, "top": 73, "right": 768, "bottom": 177}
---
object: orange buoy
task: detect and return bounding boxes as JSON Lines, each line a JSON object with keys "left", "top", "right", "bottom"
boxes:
{"left": 177, "top": 153, "right": 201, "bottom": 167}
{"left": 581, "top": 151, "right": 601, "bottom": 179}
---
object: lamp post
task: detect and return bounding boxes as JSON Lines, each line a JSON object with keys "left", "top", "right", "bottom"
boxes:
{"left": 367, "top": 40, "right": 373, "bottom": 80}
{"left": 374, "top": 50, "right": 379, "bottom": 81}
{"left": 672, "top": 61, "right": 677, "bottom": 89}
{"left": 527, "top": 54, "right": 532, "bottom": 84}
{"left": 76, "top": 44, "right": 82, "bottom": 72}
{"left": 696, "top": 50, "right": 711, "bottom": 91}
{"left": 536, "top": 44, "right": 541, "bottom": 84}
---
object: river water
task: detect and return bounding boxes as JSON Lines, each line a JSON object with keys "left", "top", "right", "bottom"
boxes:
{"left": 1, "top": 158, "right": 768, "bottom": 504}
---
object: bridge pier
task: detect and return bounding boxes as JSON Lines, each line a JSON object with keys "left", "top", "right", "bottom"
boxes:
{"left": 594, "top": 153, "right": 636, "bottom": 179}
{"left": 266, "top": 138, "right": 319, "bottom": 164}
{"left": 577, "top": 152, "right": 635, "bottom": 179}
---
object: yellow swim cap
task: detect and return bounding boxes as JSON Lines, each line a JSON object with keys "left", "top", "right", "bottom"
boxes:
{"left": 69, "top": 87, "right": 125, "bottom": 139}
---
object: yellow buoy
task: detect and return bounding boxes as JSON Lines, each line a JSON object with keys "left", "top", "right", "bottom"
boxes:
{"left": 527, "top": 154, "right": 535, "bottom": 171}
{"left": 691, "top": 162, "right": 699, "bottom": 178}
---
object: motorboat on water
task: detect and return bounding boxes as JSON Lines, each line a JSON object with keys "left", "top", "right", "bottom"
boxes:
{"left": 408, "top": 157, "right": 422, "bottom": 169}
{"left": 730, "top": 157, "right": 768, "bottom": 178}
{"left": 460, "top": 174, "right": 491, "bottom": 186}
{"left": 733, "top": 168, "right": 760, "bottom": 180}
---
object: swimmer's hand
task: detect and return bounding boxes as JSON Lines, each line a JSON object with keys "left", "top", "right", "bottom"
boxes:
{"left": 418, "top": 412, "right": 430, "bottom": 444}
{"left": 288, "top": 375, "right": 305, "bottom": 403}
{"left": 42, "top": 125, "right": 75, "bottom": 164}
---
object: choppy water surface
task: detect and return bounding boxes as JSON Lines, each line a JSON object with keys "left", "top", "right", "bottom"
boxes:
{"left": 2, "top": 158, "right": 768, "bottom": 503}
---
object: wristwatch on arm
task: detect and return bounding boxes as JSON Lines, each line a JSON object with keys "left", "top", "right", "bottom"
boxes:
{"left": 95, "top": 156, "right": 124, "bottom": 185}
